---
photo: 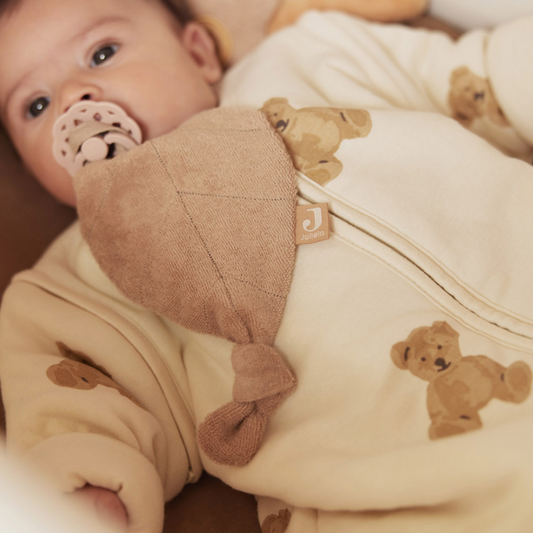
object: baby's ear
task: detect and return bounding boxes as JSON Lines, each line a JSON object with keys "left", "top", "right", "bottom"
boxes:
{"left": 181, "top": 22, "right": 223, "bottom": 85}
{"left": 391, "top": 341, "right": 410, "bottom": 370}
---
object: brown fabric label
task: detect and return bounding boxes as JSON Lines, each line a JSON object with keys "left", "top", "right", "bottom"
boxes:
{"left": 295, "top": 203, "right": 329, "bottom": 245}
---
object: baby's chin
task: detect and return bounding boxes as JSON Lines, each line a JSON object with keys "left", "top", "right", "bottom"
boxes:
{"left": 55, "top": 184, "right": 78, "bottom": 208}
{"left": 38, "top": 168, "right": 78, "bottom": 208}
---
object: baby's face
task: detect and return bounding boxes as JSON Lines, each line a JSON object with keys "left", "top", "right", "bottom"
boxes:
{"left": 0, "top": 0, "right": 222, "bottom": 206}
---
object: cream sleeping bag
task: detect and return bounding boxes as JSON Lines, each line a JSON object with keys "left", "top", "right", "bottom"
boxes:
{"left": 1, "top": 11, "right": 533, "bottom": 533}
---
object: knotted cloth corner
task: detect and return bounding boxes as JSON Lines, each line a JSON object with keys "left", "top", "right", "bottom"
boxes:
{"left": 75, "top": 107, "right": 298, "bottom": 466}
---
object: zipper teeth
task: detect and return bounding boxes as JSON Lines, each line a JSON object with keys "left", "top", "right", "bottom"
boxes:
{"left": 297, "top": 182, "right": 533, "bottom": 345}
{"left": 332, "top": 207, "right": 533, "bottom": 341}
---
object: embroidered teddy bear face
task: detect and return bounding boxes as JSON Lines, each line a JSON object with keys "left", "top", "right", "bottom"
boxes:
{"left": 390, "top": 321, "right": 462, "bottom": 382}
{"left": 261, "top": 98, "right": 299, "bottom": 135}
{"left": 46, "top": 342, "right": 145, "bottom": 410}
{"left": 448, "top": 66, "right": 509, "bottom": 128}
{"left": 261, "top": 97, "right": 372, "bottom": 186}
{"left": 391, "top": 321, "right": 532, "bottom": 440}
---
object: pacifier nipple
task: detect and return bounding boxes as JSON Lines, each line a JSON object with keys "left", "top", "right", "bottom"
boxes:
{"left": 52, "top": 101, "right": 142, "bottom": 177}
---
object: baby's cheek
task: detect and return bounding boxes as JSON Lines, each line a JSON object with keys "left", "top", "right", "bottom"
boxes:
{"left": 34, "top": 155, "right": 77, "bottom": 206}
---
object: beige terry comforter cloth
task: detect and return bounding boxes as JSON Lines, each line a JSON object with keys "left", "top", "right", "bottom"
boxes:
{"left": 75, "top": 108, "right": 299, "bottom": 468}
{"left": 2, "top": 11, "right": 533, "bottom": 533}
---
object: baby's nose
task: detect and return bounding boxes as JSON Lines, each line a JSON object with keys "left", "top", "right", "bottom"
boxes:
{"left": 60, "top": 80, "right": 103, "bottom": 113}
{"left": 63, "top": 93, "right": 93, "bottom": 113}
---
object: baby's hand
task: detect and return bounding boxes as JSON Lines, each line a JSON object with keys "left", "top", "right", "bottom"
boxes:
{"left": 69, "top": 485, "right": 128, "bottom": 530}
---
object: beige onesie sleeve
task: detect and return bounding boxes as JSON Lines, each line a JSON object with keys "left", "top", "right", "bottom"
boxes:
{"left": 0, "top": 276, "right": 192, "bottom": 533}
{"left": 224, "top": 11, "right": 533, "bottom": 160}
{"left": 350, "top": 13, "right": 533, "bottom": 157}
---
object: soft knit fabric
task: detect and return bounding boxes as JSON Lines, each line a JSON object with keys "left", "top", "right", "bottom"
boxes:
{"left": 75, "top": 108, "right": 298, "bottom": 466}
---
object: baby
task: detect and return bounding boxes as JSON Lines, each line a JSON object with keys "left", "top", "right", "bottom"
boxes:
{"left": 0, "top": 0, "right": 222, "bottom": 527}
{"left": 1, "top": 0, "right": 533, "bottom": 532}
{"left": 0, "top": 0, "right": 221, "bottom": 207}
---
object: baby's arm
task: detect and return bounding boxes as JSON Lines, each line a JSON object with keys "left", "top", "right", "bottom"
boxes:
{"left": 403, "top": 15, "right": 533, "bottom": 157}
{"left": 320, "top": 12, "right": 533, "bottom": 157}
{"left": 70, "top": 486, "right": 128, "bottom": 529}
{"left": 0, "top": 275, "right": 194, "bottom": 533}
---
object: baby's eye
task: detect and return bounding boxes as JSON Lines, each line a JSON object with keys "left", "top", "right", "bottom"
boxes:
{"left": 90, "top": 44, "right": 118, "bottom": 67}
{"left": 27, "top": 96, "right": 50, "bottom": 118}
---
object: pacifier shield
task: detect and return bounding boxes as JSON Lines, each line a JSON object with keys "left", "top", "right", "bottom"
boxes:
{"left": 52, "top": 101, "right": 142, "bottom": 177}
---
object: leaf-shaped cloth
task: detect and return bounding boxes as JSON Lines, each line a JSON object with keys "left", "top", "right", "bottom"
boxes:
{"left": 74, "top": 108, "right": 298, "bottom": 466}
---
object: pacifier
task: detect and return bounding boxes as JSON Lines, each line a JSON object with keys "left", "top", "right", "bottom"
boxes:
{"left": 52, "top": 101, "right": 142, "bottom": 178}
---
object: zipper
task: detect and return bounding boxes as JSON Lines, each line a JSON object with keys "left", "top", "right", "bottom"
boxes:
{"left": 297, "top": 174, "right": 533, "bottom": 353}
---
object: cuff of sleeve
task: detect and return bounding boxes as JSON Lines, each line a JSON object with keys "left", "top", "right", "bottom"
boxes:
{"left": 487, "top": 16, "right": 533, "bottom": 146}
{"left": 25, "top": 433, "right": 164, "bottom": 533}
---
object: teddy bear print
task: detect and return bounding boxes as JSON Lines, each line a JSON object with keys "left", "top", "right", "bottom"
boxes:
{"left": 262, "top": 509, "right": 292, "bottom": 533}
{"left": 261, "top": 97, "right": 372, "bottom": 186}
{"left": 46, "top": 342, "right": 144, "bottom": 409}
{"left": 391, "top": 321, "right": 531, "bottom": 440}
{"left": 448, "top": 66, "right": 509, "bottom": 128}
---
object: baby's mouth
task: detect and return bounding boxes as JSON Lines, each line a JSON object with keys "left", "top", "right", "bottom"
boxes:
{"left": 52, "top": 101, "right": 142, "bottom": 178}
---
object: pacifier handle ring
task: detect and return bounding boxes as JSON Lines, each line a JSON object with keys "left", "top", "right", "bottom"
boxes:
{"left": 52, "top": 101, "right": 142, "bottom": 177}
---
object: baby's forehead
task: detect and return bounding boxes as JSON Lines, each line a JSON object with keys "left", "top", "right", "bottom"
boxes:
{"left": 0, "top": 0, "right": 136, "bottom": 79}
